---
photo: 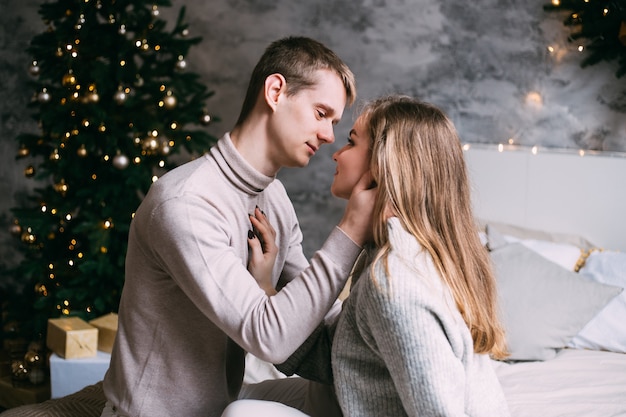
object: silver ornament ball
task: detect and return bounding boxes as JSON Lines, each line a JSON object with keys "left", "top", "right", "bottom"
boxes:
{"left": 29, "top": 61, "right": 41, "bottom": 76}
{"left": 113, "top": 154, "right": 130, "bottom": 169}
{"left": 200, "top": 113, "right": 212, "bottom": 125}
{"left": 175, "top": 59, "right": 187, "bottom": 70}
{"left": 113, "top": 90, "right": 127, "bottom": 104}
{"left": 37, "top": 88, "right": 51, "bottom": 103}
{"left": 163, "top": 94, "right": 177, "bottom": 109}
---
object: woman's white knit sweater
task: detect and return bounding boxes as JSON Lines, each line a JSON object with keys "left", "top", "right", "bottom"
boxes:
{"left": 332, "top": 218, "right": 510, "bottom": 417}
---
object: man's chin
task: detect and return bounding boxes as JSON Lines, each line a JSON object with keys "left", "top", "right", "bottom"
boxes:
{"left": 292, "top": 158, "right": 311, "bottom": 168}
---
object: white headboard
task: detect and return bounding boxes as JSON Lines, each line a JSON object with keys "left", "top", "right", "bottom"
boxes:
{"left": 464, "top": 145, "right": 626, "bottom": 252}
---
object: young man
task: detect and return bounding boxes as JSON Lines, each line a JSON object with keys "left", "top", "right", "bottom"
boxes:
{"left": 100, "top": 36, "right": 375, "bottom": 417}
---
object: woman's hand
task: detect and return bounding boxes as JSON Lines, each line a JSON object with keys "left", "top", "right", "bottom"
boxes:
{"left": 247, "top": 206, "right": 278, "bottom": 296}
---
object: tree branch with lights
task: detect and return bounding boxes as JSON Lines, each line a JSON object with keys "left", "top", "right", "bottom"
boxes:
{"left": 4, "top": 0, "right": 218, "bottom": 354}
{"left": 544, "top": 0, "right": 626, "bottom": 78}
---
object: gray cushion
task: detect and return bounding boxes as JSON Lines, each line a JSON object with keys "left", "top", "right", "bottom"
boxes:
{"left": 491, "top": 243, "right": 622, "bottom": 361}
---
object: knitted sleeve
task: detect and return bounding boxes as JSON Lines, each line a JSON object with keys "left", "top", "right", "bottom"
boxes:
{"left": 274, "top": 319, "right": 337, "bottom": 385}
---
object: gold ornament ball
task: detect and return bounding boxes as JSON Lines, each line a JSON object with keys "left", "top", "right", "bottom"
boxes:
{"left": 24, "top": 350, "right": 42, "bottom": 366}
{"left": 17, "top": 146, "right": 30, "bottom": 157}
{"left": 35, "top": 283, "right": 48, "bottom": 297}
{"left": 11, "top": 360, "right": 29, "bottom": 381}
{"left": 21, "top": 231, "right": 36, "bottom": 244}
{"left": 62, "top": 72, "right": 77, "bottom": 86}
{"left": 77, "top": 145, "right": 88, "bottom": 157}
{"left": 142, "top": 137, "right": 159, "bottom": 151}
{"left": 54, "top": 180, "right": 68, "bottom": 196}
{"left": 83, "top": 91, "right": 99, "bottom": 103}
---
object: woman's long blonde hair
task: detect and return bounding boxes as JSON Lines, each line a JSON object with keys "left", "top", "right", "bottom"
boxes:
{"left": 364, "top": 95, "right": 508, "bottom": 359}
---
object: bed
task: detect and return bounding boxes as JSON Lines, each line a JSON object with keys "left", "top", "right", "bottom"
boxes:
{"left": 467, "top": 145, "right": 626, "bottom": 417}
{"left": 2, "top": 145, "right": 626, "bottom": 416}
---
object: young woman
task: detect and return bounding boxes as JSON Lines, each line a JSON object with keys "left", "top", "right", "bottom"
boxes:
{"left": 230, "top": 95, "right": 510, "bottom": 417}
{"left": 331, "top": 95, "right": 509, "bottom": 416}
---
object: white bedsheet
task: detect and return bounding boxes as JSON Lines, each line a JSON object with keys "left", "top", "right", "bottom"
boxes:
{"left": 493, "top": 348, "right": 626, "bottom": 417}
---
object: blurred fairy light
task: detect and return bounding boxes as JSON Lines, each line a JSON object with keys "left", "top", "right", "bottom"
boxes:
{"left": 525, "top": 91, "right": 543, "bottom": 109}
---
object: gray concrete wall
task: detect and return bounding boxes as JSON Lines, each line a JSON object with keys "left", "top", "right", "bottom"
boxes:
{"left": 1, "top": 0, "right": 625, "bottom": 260}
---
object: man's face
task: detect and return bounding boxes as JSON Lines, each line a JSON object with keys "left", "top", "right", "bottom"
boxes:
{"left": 268, "top": 69, "right": 347, "bottom": 169}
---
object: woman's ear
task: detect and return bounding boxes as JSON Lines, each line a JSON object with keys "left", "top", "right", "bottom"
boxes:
{"left": 264, "top": 73, "right": 287, "bottom": 112}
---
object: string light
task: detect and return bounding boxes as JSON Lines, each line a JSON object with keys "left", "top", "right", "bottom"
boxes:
{"left": 525, "top": 91, "right": 543, "bottom": 109}
{"left": 464, "top": 143, "right": 626, "bottom": 159}
{"left": 10, "top": 0, "right": 220, "bottom": 340}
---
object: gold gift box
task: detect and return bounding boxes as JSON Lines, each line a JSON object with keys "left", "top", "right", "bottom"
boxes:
{"left": 89, "top": 313, "right": 118, "bottom": 353}
{"left": 46, "top": 317, "right": 98, "bottom": 359}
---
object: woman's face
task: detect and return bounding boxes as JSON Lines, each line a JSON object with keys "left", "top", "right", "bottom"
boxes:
{"left": 331, "top": 114, "right": 371, "bottom": 200}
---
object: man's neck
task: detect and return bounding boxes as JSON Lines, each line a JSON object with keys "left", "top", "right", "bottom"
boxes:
{"left": 230, "top": 122, "right": 278, "bottom": 177}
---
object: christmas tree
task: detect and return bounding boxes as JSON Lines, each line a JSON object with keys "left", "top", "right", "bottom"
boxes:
{"left": 544, "top": 0, "right": 626, "bottom": 78}
{"left": 6, "top": 0, "right": 218, "bottom": 344}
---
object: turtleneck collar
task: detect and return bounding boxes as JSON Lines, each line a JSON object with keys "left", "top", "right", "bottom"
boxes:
{"left": 209, "top": 132, "right": 275, "bottom": 196}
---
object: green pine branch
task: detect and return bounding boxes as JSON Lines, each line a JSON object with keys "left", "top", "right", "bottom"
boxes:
{"left": 544, "top": 0, "right": 626, "bottom": 78}
{"left": 6, "top": 0, "right": 219, "bottom": 342}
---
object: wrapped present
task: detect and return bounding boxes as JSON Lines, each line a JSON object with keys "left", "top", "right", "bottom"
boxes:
{"left": 46, "top": 317, "right": 97, "bottom": 359}
{"left": 89, "top": 313, "right": 118, "bottom": 353}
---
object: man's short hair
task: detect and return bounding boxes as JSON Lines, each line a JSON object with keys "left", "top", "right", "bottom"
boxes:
{"left": 235, "top": 36, "right": 356, "bottom": 126}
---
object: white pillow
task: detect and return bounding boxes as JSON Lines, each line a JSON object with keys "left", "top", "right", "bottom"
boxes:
{"left": 568, "top": 250, "right": 626, "bottom": 353}
{"left": 485, "top": 224, "right": 583, "bottom": 271}
{"left": 490, "top": 243, "right": 622, "bottom": 361}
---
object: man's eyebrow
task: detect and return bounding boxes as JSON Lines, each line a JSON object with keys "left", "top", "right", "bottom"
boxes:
{"left": 316, "top": 102, "right": 342, "bottom": 124}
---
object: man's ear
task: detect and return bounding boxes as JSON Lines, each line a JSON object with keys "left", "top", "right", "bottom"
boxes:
{"left": 264, "top": 73, "right": 287, "bottom": 112}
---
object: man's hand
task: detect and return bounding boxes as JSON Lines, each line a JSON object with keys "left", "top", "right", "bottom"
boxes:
{"left": 247, "top": 206, "right": 278, "bottom": 295}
